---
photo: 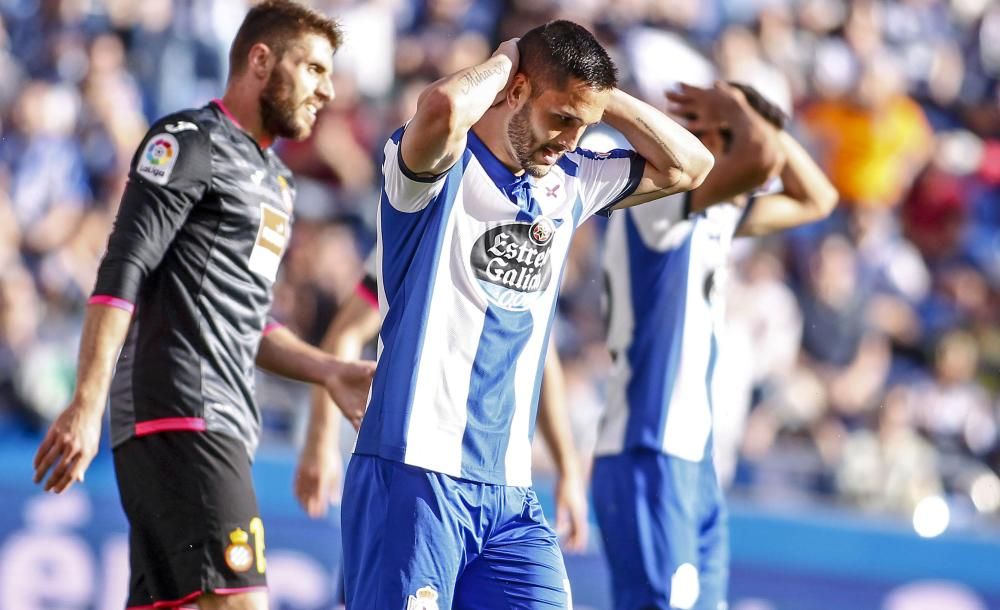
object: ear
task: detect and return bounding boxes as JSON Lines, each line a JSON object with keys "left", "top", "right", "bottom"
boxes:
{"left": 506, "top": 73, "right": 531, "bottom": 109}
{"left": 247, "top": 42, "right": 275, "bottom": 80}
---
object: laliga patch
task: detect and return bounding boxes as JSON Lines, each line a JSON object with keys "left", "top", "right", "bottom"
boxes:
{"left": 248, "top": 203, "right": 290, "bottom": 282}
{"left": 136, "top": 133, "right": 179, "bottom": 185}
{"left": 224, "top": 527, "right": 254, "bottom": 573}
{"left": 406, "top": 586, "right": 439, "bottom": 610}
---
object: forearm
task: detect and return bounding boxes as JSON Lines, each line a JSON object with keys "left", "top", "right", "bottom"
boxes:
{"left": 306, "top": 383, "right": 341, "bottom": 450}
{"left": 777, "top": 130, "right": 838, "bottom": 215}
{"left": 603, "top": 88, "right": 713, "bottom": 194}
{"left": 73, "top": 304, "right": 134, "bottom": 413}
{"left": 256, "top": 326, "right": 334, "bottom": 384}
{"left": 443, "top": 54, "right": 514, "bottom": 129}
{"left": 536, "top": 357, "right": 580, "bottom": 479}
{"left": 403, "top": 49, "right": 516, "bottom": 176}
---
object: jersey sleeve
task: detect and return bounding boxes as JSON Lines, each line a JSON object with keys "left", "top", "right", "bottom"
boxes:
{"left": 381, "top": 125, "right": 449, "bottom": 213}
{"left": 572, "top": 148, "right": 646, "bottom": 220}
{"left": 91, "top": 117, "right": 212, "bottom": 309}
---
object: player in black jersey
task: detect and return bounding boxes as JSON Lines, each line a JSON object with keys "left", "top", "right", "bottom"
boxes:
{"left": 31, "top": 2, "right": 373, "bottom": 609}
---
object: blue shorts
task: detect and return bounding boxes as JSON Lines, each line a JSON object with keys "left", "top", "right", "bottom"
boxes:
{"left": 342, "top": 454, "right": 572, "bottom": 609}
{"left": 592, "top": 450, "right": 728, "bottom": 610}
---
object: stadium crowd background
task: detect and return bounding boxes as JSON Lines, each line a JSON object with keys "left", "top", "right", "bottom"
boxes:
{"left": 1, "top": 0, "right": 999, "bottom": 532}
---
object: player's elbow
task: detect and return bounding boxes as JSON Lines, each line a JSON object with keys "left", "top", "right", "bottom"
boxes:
{"left": 418, "top": 86, "right": 463, "bottom": 138}
{"left": 814, "top": 181, "right": 840, "bottom": 216}
{"left": 672, "top": 146, "right": 715, "bottom": 193}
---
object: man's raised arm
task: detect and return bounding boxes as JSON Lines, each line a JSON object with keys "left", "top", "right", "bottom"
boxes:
{"left": 401, "top": 40, "right": 520, "bottom": 178}
{"left": 603, "top": 88, "right": 715, "bottom": 208}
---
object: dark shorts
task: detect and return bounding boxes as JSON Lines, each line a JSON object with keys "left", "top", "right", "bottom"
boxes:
{"left": 113, "top": 431, "right": 267, "bottom": 608}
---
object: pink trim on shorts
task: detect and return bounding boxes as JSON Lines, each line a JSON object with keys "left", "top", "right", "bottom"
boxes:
{"left": 125, "top": 585, "right": 265, "bottom": 609}
{"left": 262, "top": 321, "right": 284, "bottom": 337}
{"left": 88, "top": 295, "right": 135, "bottom": 313}
{"left": 126, "top": 589, "right": 201, "bottom": 609}
{"left": 134, "top": 417, "right": 207, "bottom": 436}
{"left": 356, "top": 283, "right": 378, "bottom": 309}
{"left": 211, "top": 98, "right": 242, "bottom": 128}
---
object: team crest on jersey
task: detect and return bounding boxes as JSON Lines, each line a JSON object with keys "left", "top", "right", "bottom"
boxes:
{"left": 406, "top": 586, "right": 439, "bottom": 610}
{"left": 224, "top": 528, "right": 254, "bottom": 573}
{"left": 276, "top": 175, "right": 294, "bottom": 211}
{"left": 529, "top": 217, "right": 555, "bottom": 246}
{"left": 136, "top": 133, "right": 179, "bottom": 185}
{"left": 471, "top": 218, "right": 562, "bottom": 311}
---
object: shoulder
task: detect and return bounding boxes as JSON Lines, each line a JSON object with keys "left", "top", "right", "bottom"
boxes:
{"left": 131, "top": 107, "right": 213, "bottom": 185}
{"left": 139, "top": 108, "right": 212, "bottom": 153}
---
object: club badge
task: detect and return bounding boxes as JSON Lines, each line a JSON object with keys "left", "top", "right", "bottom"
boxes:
{"left": 224, "top": 527, "right": 254, "bottom": 573}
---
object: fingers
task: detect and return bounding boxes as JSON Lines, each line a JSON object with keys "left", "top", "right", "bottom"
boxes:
{"left": 33, "top": 430, "right": 62, "bottom": 484}
{"left": 46, "top": 451, "right": 83, "bottom": 493}
{"left": 295, "top": 469, "right": 328, "bottom": 518}
{"left": 568, "top": 510, "right": 590, "bottom": 552}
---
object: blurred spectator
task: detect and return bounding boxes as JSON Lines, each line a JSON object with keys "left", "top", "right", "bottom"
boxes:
{"left": 803, "top": 54, "right": 933, "bottom": 209}
{"left": 0, "top": 81, "right": 88, "bottom": 258}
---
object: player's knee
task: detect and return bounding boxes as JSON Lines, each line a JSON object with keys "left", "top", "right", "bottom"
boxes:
{"left": 197, "top": 591, "right": 268, "bottom": 610}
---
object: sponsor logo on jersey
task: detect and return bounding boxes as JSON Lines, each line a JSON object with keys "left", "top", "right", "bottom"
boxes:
{"left": 406, "top": 586, "right": 439, "bottom": 610}
{"left": 164, "top": 120, "right": 198, "bottom": 133}
{"left": 135, "top": 133, "right": 179, "bottom": 185}
{"left": 248, "top": 203, "right": 290, "bottom": 282}
{"left": 224, "top": 528, "right": 254, "bottom": 573}
{"left": 470, "top": 216, "right": 560, "bottom": 311}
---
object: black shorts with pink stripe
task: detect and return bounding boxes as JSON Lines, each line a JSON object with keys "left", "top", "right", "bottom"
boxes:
{"left": 113, "top": 430, "right": 267, "bottom": 608}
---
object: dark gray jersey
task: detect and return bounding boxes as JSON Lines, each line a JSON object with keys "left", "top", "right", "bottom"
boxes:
{"left": 93, "top": 100, "right": 295, "bottom": 458}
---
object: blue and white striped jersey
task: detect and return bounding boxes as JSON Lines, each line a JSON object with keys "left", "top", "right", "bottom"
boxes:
{"left": 596, "top": 197, "right": 742, "bottom": 462}
{"left": 355, "top": 126, "right": 644, "bottom": 486}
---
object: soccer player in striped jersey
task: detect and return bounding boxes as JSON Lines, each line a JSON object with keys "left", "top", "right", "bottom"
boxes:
{"left": 295, "top": 261, "right": 588, "bottom": 556}
{"left": 593, "top": 82, "right": 838, "bottom": 610}
{"left": 342, "top": 20, "right": 714, "bottom": 609}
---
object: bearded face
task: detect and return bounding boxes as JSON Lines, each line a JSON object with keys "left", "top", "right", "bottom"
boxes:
{"left": 507, "top": 103, "right": 550, "bottom": 178}
{"left": 504, "top": 79, "right": 610, "bottom": 178}
{"left": 258, "top": 34, "right": 333, "bottom": 142}
{"left": 260, "top": 66, "right": 310, "bottom": 140}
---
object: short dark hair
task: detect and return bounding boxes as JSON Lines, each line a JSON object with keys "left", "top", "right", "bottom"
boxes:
{"left": 517, "top": 20, "right": 617, "bottom": 93}
{"left": 228, "top": 0, "right": 342, "bottom": 77}
{"left": 728, "top": 82, "right": 787, "bottom": 130}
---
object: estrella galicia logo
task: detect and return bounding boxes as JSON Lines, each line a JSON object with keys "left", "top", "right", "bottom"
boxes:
{"left": 471, "top": 217, "right": 561, "bottom": 311}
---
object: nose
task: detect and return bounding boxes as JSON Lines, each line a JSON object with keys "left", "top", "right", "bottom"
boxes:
{"left": 317, "top": 75, "right": 334, "bottom": 103}
{"left": 557, "top": 125, "right": 587, "bottom": 152}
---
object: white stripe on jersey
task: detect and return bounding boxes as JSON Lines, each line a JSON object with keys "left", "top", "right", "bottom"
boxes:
{"left": 358, "top": 126, "right": 645, "bottom": 486}
{"left": 597, "top": 196, "right": 742, "bottom": 461}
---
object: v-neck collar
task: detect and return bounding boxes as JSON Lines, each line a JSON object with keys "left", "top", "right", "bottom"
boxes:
{"left": 467, "top": 129, "right": 527, "bottom": 190}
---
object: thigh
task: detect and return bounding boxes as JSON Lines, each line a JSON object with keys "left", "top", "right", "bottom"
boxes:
{"left": 113, "top": 432, "right": 266, "bottom": 609}
{"left": 454, "top": 487, "right": 570, "bottom": 610}
{"left": 341, "top": 455, "right": 466, "bottom": 609}
{"left": 592, "top": 452, "right": 703, "bottom": 610}
{"left": 695, "top": 468, "right": 729, "bottom": 610}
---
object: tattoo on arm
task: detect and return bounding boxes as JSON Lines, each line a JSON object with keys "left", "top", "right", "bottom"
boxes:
{"left": 635, "top": 115, "right": 681, "bottom": 175}
{"left": 459, "top": 65, "right": 505, "bottom": 95}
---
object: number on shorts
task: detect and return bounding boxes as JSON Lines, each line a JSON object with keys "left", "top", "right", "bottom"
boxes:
{"left": 249, "top": 516, "right": 266, "bottom": 574}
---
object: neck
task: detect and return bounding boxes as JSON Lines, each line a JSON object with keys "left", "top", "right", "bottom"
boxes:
{"left": 471, "top": 108, "right": 524, "bottom": 176}
{"left": 219, "top": 81, "right": 273, "bottom": 148}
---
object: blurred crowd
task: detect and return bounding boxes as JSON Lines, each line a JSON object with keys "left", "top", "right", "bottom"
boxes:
{"left": 2, "top": 0, "right": 1000, "bottom": 530}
